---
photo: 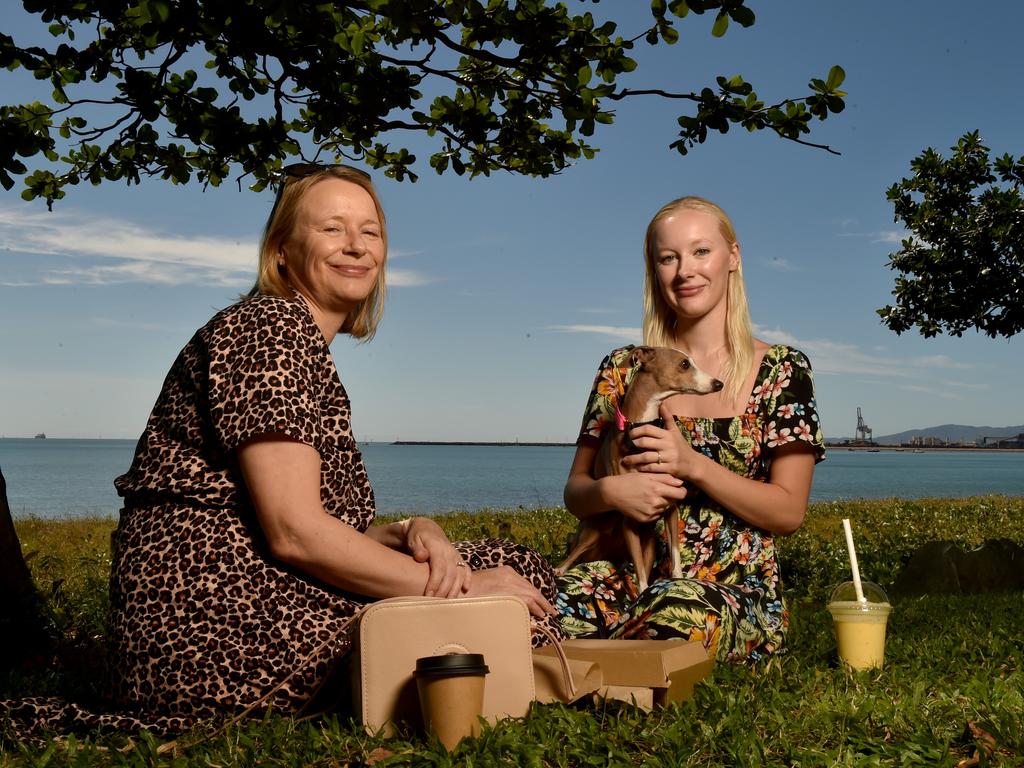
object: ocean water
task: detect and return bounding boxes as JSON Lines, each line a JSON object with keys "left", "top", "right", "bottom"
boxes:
{"left": 1, "top": 438, "right": 1021, "bottom": 519}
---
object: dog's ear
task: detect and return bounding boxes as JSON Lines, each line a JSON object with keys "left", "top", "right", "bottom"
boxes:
{"left": 632, "top": 346, "right": 655, "bottom": 367}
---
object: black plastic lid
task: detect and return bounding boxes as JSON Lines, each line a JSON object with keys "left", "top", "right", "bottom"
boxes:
{"left": 414, "top": 653, "right": 489, "bottom": 677}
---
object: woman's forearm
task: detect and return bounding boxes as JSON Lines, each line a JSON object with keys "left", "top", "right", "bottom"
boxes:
{"left": 238, "top": 437, "right": 433, "bottom": 598}
{"left": 564, "top": 472, "right": 615, "bottom": 519}
{"left": 275, "top": 515, "right": 434, "bottom": 597}
{"left": 686, "top": 448, "right": 815, "bottom": 535}
{"left": 365, "top": 518, "right": 411, "bottom": 549}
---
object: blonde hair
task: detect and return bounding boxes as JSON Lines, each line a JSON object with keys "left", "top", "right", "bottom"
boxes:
{"left": 641, "top": 196, "right": 754, "bottom": 406}
{"left": 250, "top": 166, "right": 387, "bottom": 340}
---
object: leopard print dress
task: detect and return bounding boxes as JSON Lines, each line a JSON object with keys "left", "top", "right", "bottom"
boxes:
{"left": 4, "top": 294, "right": 563, "bottom": 736}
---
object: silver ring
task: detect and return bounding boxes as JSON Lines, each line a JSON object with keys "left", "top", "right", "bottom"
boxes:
{"left": 456, "top": 561, "right": 468, "bottom": 568}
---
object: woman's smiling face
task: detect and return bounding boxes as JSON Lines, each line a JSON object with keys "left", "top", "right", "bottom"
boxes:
{"left": 652, "top": 208, "right": 739, "bottom": 323}
{"left": 279, "top": 177, "right": 384, "bottom": 330}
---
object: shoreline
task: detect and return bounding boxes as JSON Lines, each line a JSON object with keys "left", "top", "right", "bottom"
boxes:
{"left": 3, "top": 437, "right": 1021, "bottom": 453}
{"left": 827, "top": 444, "right": 1024, "bottom": 453}
{"left": 391, "top": 440, "right": 575, "bottom": 447}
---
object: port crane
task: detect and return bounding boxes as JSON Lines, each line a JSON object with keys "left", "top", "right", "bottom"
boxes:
{"left": 855, "top": 407, "right": 873, "bottom": 444}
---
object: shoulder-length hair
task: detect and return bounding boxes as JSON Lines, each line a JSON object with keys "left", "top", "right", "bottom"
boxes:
{"left": 641, "top": 196, "right": 754, "bottom": 406}
{"left": 250, "top": 165, "right": 387, "bottom": 340}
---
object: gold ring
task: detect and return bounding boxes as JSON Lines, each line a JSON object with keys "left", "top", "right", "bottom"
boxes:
{"left": 456, "top": 561, "right": 468, "bottom": 568}
{"left": 657, "top": 451, "right": 662, "bottom": 465}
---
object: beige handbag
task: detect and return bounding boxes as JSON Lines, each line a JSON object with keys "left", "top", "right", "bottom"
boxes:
{"left": 352, "top": 595, "right": 539, "bottom": 735}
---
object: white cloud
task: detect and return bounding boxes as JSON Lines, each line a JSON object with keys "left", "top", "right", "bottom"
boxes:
{"left": 872, "top": 230, "right": 908, "bottom": 244}
{"left": 761, "top": 257, "right": 799, "bottom": 272}
{"left": 387, "top": 268, "right": 434, "bottom": 287}
{"left": 908, "top": 354, "right": 974, "bottom": 370}
{"left": 547, "top": 324, "right": 642, "bottom": 343}
{"left": 0, "top": 204, "right": 432, "bottom": 288}
{"left": 835, "top": 229, "right": 908, "bottom": 244}
{"left": 0, "top": 205, "right": 255, "bottom": 286}
{"left": 753, "top": 325, "right": 978, "bottom": 380}
{"left": 947, "top": 381, "right": 989, "bottom": 391}
{"left": 898, "top": 383, "right": 958, "bottom": 399}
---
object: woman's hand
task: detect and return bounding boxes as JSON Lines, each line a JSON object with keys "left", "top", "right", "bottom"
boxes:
{"left": 563, "top": 437, "right": 689, "bottom": 526}
{"left": 463, "top": 566, "right": 556, "bottom": 618}
{"left": 621, "top": 402, "right": 705, "bottom": 482}
{"left": 403, "top": 517, "right": 472, "bottom": 598}
{"left": 599, "top": 472, "right": 689, "bottom": 524}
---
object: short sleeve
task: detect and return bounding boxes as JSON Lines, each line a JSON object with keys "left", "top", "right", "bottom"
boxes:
{"left": 758, "top": 346, "right": 826, "bottom": 463}
{"left": 577, "top": 346, "right": 638, "bottom": 443}
{"left": 207, "top": 299, "right": 323, "bottom": 453}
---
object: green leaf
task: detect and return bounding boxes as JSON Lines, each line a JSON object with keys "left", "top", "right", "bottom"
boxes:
{"left": 730, "top": 6, "right": 756, "bottom": 27}
{"left": 148, "top": 0, "right": 171, "bottom": 24}
{"left": 577, "top": 64, "right": 592, "bottom": 87}
{"left": 668, "top": 0, "right": 690, "bottom": 18}
{"left": 711, "top": 11, "right": 729, "bottom": 37}
{"left": 825, "top": 65, "right": 846, "bottom": 91}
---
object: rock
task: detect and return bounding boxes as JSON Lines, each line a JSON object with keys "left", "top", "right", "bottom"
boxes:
{"left": 892, "top": 541, "right": 961, "bottom": 596}
{"left": 893, "top": 539, "right": 1024, "bottom": 597}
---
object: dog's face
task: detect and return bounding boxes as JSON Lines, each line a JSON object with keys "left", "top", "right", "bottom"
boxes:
{"left": 631, "top": 346, "right": 723, "bottom": 395}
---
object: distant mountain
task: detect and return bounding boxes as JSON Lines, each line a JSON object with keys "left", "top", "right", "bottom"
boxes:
{"left": 870, "top": 424, "right": 1024, "bottom": 445}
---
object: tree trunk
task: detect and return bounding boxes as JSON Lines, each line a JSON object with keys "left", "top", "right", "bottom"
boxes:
{"left": 0, "top": 466, "right": 54, "bottom": 672}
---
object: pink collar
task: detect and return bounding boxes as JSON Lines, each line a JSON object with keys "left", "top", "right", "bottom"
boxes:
{"left": 615, "top": 405, "right": 626, "bottom": 432}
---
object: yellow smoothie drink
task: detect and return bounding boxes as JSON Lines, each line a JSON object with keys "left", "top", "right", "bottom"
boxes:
{"left": 827, "top": 582, "right": 892, "bottom": 670}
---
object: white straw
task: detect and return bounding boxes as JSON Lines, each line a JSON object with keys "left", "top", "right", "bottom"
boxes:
{"left": 841, "top": 518, "right": 867, "bottom": 603}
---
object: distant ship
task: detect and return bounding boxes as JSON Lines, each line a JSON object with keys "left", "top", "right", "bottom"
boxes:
{"left": 34, "top": 433, "right": 46, "bottom": 439}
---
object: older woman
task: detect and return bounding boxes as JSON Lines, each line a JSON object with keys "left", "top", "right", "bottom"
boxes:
{"left": 41, "top": 164, "right": 562, "bottom": 733}
{"left": 556, "top": 196, "right": 825, "bottom": 662}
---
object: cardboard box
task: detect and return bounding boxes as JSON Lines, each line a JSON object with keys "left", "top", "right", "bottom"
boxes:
{"left": 536, "top": 639, "right": 713, "bottom": 710}
{"left": 596, "top": 684, "right": 654, "bottom": 710}
{"left": 533, "top": 653, "right": 604, "bottom": 704}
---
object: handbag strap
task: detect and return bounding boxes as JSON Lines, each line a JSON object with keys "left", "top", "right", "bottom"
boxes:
{"left": 167, "top": 609, "right": 365, "bottom": 752}
{"left": 532, "top": 623, "right": 578, "bottom": 701}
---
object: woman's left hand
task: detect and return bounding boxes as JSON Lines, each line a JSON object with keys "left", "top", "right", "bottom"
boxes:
{"left": 404, "top": 517, "right": 473, "bottom": 598}
{"left": 620, "top": 402, "right": 702, "bottom": 481}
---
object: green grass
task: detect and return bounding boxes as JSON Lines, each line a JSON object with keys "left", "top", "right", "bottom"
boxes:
{"left": 3, "top": 496, "right": 1023, "bottom": 766}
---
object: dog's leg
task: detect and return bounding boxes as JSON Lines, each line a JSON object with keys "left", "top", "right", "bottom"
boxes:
{"left": 666, "top": 507, "right": 682, "bottom": 579}
{"left": 554, "top": 521, "right": 597, "bottom": 575}
{"left": 624, "top": 518, "right": 650, "bottom": 592}
{"left": 555, "top": 514, "right": 620, "bottom": 574}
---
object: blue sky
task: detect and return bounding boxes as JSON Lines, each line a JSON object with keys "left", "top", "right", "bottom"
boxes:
{"left": 2, "top": 1, "right": 1022, "bottom": 443}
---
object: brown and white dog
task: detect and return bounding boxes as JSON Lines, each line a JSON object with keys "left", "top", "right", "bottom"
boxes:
{"left": 556, "top": 346, "right": 723, "bottom": 592}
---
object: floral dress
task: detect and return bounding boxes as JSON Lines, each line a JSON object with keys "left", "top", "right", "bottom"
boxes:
{"left": 556, "top": 344, "right": 825, "bottom": 662}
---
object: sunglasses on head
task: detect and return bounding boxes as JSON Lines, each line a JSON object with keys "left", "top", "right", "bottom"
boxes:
{"left": 268, "top": 162, "right": 372, "bottom": 215}
{"left": 275, "top": 162, "right": 371, "bottom": 187}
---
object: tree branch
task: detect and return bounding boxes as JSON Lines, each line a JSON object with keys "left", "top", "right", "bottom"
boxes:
{"left": 775, "top": 133, "right": 840, "bottom": 156}
{"left": 432, "top": 28, "right": 527, "bottom": 70}
{"left": 608, "top": 88, "right": 700, "bottom": 102}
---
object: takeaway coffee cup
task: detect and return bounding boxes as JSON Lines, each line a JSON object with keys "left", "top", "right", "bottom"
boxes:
{"left": 414, "top": 653, "right": 489, "bottom": 750}
{"left": 827, "top": 580, "right": 892, "bottom": 670}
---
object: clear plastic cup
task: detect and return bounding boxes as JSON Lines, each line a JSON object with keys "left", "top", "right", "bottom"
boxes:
{"left": 827, "top": 581, "right": 892, "bottom": 670}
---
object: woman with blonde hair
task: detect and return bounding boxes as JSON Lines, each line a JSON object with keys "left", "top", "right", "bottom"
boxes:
{"left": 6, "top": 164, "right": 563, "bottom": 736}
{"left": 557, "top": 196, "right": 825, "bottom": 662}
